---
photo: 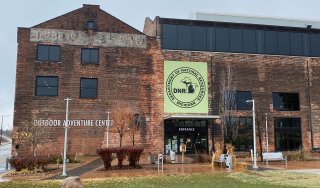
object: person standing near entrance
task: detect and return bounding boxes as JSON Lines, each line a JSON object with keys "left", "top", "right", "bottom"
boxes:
{"left": 223, "top": 145, "right": 227, "bottom": 154}
{"left": 211, "top": 144, "right": 216, "bottom": 154}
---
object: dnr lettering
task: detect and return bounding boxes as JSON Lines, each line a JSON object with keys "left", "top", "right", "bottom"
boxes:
{"left": 166, "top": 67, "right": 206, "bottom": 108}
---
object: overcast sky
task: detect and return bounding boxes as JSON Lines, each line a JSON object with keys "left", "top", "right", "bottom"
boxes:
{"left": 1, "top": 0, "right": 320, "bottom": 130}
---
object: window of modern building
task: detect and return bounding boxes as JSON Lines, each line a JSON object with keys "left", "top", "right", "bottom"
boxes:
{"left": 161, "top": 22, "right": 320, "bottom": 57}
{"left": 206, "top": 26, "right": 216, "bottom": 51}
{"left": 162, "top": 24, "right": 178, "bottom": 49}
{"left": 256, "top": 30, "right": 264, "bottom": 53}
{"left": 274, "top": 118, "right": 301, "bottom": 151}
{"left": 272, "top": 92, "right": 300, "bottom": 111}
{"left": 264, "top": 30, "right": 278, "bottom": 55}
{"left": 278, "top": 31, "right": 290, "bottom": 55}
{"left": 87, "top": 21, "right": 95, "bottom": 30}
{"left": 81, "top": 48, "right": 99, "bottom": 64}
{"left": 302, "top": 33, "right": 310, "bottom": 56}
{"left": 80, "top": 78, "right": 98, "bottom": 98}
{"left": 243, "top": 29, "right": 257, "bottom": 53}
{"left": 192, "top": 26, "right": 207, "bottom": 51}
{"left": 235, "top": 91, "right": 253, "bottom": 110}
{"left": 35, "top": 76, "right": 58, "bottom": 96}
{"left": 310, "top": 33, "right": 320, "bottom": 57}
{"left": 290, "top": 32, "right": 303, "bottom": 56}
{"left": 216, "top": 27, "right": 229, "bottom": 52}
{"left": 177, "top": 25, "right": 192, "bottom": 50}
{"left": 229, "top": 28, "right": 243, "bottom": 53}
{"left": 233, "top": 117, "right": 253, "bottom": 151}
{"left": 37, "top": 45, "right": 61, "bottom": 62}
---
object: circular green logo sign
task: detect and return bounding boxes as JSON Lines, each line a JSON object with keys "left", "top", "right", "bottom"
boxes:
{"left": 166, "top": 67, "right": 206, "bottom": 108}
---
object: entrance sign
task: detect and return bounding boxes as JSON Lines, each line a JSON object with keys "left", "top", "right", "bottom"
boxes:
{"left": 164, "top": 61, "right": 208, "bottom": 113}
{"left": 178, "top": 128, "right": 195, "bottom": 131}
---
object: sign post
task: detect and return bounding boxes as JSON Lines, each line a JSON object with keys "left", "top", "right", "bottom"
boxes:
{"left": 180, "top": 143, "right": 186, "bottom": 163}
{"left": 106, "top": 112, "right": 110, "bottom": 147}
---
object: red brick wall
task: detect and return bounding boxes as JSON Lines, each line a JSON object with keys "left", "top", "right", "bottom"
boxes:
{"left": 34, "top": 4, "right": 142, "bottom": 34}
{"left": 161, "top": 50, "right": 318, "bottom": 151}
{"left": 14, "top": 5, "right": 320, "bottom": 158}
{"left": 13, "top": 6, "right": 161, "bottom": 156}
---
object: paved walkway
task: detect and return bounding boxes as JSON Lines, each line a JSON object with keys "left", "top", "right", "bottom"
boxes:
{"left": 77, "top": 159, "right": 320, "bottom": 179}
{"left": 45, "top": 158, "right": 103, "bottom": 180}
{"left": 80, "top": 163, "right": 236, "bottom": 179}
{"left": 0, "top": 143, "right": 11, "bottom": 174}
{"left": 3, "top": 156, "right": 320, "bottom": 181}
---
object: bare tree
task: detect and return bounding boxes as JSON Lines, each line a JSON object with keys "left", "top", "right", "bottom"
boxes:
{"left": 127, "top": 113, "right": 141, "bottom": 146}
{"left": 112, "top": 106, "right": 136, "bottom": 147}
{"left": 220, "top": 64, "right": 238, "bottom": 144}
{"left": 16, "top": 123, "right": 49, "bottom": 156}
{"left": 255, "top": 111, "right": 267, "bottom": 162}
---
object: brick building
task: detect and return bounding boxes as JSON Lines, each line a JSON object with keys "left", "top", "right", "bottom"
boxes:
{"left": 13, "top": 4, "right": 320, "bottom": 157}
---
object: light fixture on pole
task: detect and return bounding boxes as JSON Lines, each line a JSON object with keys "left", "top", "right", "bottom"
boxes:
{"left": 61, "top": 98, "right": 71, "bottom": 177}
{"left": 0, "top": 115, "right": 10, "bottom": 145}
{"left": 246, "top": 99, "right": 258, "bottom": 169}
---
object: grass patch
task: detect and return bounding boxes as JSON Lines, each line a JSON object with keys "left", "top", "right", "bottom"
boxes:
{"left": 0, "top": 173, "right": 300, "bottom": 188}
{"left": 230, "top": 171, "right": 320, "bottom": 188}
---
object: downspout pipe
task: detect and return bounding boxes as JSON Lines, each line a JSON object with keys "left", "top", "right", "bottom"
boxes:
{"left": 306, "top": 59, "right": 314, "bottom": 150}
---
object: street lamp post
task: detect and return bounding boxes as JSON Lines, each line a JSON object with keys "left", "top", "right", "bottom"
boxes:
{"left": 0, "top": 115, "right": 10, "bottom": 145}
{"left": 61, "top": 98, "right": 71, "bottom": 177}
{"left": 265, "top": 113, "right": 269, "bottom": 166}
{"left": 246, "top": 99, "right": 258, "bottom": 169}
{"left": 106, "top": 112, "right": 110, "bottom": 147}
{"left": 265, "top": 113, "right": 269, "bottom": 153}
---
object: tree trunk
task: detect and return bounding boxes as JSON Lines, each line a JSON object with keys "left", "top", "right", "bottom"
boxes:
{"left": 133, "top": 134, "right": 135, "bottom": 146}
{"left": 258, "top": 131, "right": 263, "bottom": 162}
{"left": 256, "top": 114, "right": 264, "bottom": 162}
{"left": 33, "top": 146, "right": 36, "bottom": 157}
{"left": 120, "top": 135, "right": 122, "bottom": 147}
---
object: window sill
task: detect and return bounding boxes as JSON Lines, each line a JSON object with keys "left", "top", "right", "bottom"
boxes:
{"left": 81, "top": 62, "right": 99, "bottom": 65}
{"left": 35, "top": 61, "right": 61, "bottom": 63}
{"left": 34, "top": 95, "right": 58, "bottom": 100}
{"left": 273, "top": 109, "right": 300, "bottom": 112}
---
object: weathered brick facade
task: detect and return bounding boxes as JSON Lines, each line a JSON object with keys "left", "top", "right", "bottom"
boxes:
{"left": 144, "top": 17, "right": 320, "bottom": 153}
{"left": 13, "top": 4, "right": 164, "bottom": 156}
{"left": 13, "top": 4, "right": 320, "bottom": 157}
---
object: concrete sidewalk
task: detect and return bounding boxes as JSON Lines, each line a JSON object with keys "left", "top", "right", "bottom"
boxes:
{"left": 0, "top": 143, "right": 12, "bottom": 175}
{"left": 3, "top": 156, "right": 320, "bottom": 181}
{"left": 77, "top": 159, "right": 320, "bottom": 179}
{"left": 80, "top": 163, "right": 236, "bottom": 179}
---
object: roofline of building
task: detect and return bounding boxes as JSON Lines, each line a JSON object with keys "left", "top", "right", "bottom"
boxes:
{"left": 190, "top": 12, "right": 320, "bottom": 28}
{"left": 158, "top": 16, "right": 320, "bottom": 33}
{"left": 31, "top": 4, "right": 144, "bottom": 35}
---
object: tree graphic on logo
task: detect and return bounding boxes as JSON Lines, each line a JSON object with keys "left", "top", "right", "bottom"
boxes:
{"left": 181, "top": 77, "right": 198, "bottom": 93}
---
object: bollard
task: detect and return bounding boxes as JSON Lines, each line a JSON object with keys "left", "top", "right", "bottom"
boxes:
{"left": 157, "top": 154, "right": 163, "bottom": 173}
{"left": 5, "top": 157, "right": 9, "bottom": 170}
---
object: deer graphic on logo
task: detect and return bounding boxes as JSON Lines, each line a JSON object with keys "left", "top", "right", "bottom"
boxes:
{"left": 181, "top": 77, "right": 198, "bottom": 94}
